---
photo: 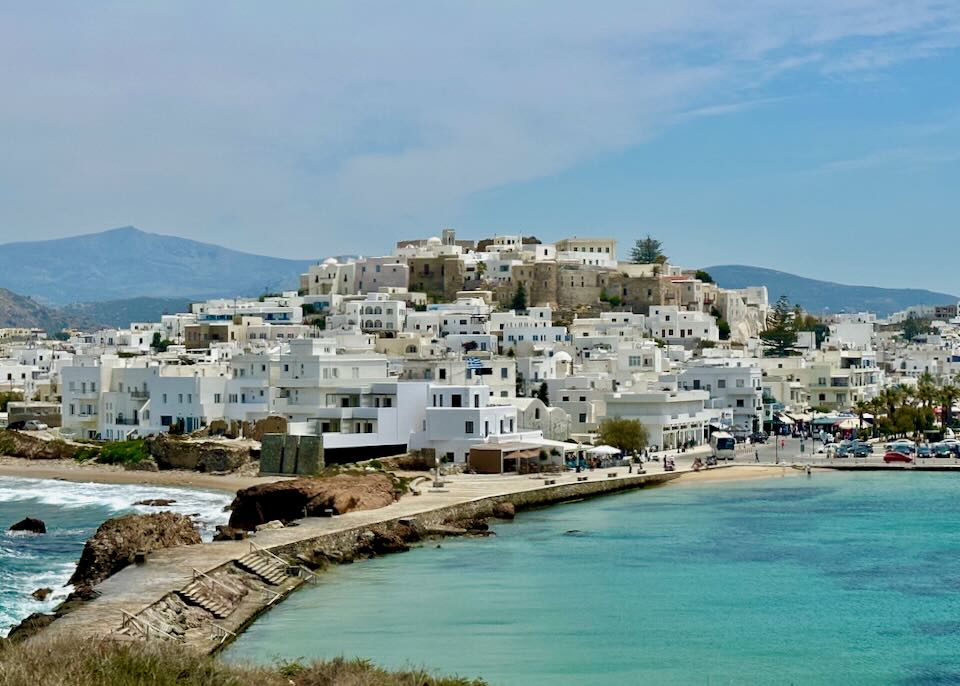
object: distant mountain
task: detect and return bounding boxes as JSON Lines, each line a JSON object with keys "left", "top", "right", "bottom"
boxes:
{"left": 0, "top": 288, "right": 191, "bottom": 332}
{"left": 706, "top": 265, "right": 958, "bottom": 316}
{"left": 70, "top": 297, "right": 193, "bottom": 328}
{"left": 0, "top": 226, "right": 315, "bottom": 305}
{"left": 0, "top": 288, "right": 97, "bottom": 332}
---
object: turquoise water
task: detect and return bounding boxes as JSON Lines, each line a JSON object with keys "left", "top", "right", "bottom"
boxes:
{"left": 225, "top": 472, "right": 960, "bottom": 685}
{"left": 0, "top": 477, "right": 231, "bottom": 635}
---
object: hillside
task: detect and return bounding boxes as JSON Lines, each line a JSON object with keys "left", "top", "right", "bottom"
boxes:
{"left": 0, "top": 227, "right": 315, "bottom": 304}
{"left": 0, "top": 289, "right": 189, "bottom": 332}
{"left": 0, "top": 288, "right": 96, "bottom": 331}
{"left": 706, "top": 265, "right": 957, "bottom": 316}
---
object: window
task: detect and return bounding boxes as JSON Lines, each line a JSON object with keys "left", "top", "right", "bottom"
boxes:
{"left": 214, "top": 393, "right": 222, "bottom": 403}
{"left": 534, "top": 408, "right": 540, "bottom": 420}
{"left": 579, "top": 413, "right": 587, "bottom": 423}
{"left": 736, "top": 399, "right": 744, "bottom": 408}
{"left": 500, "top": 367, "right": 508, "bottom": 379}
{"left": 439, "top": 368, "right": 447, "bottom": 380}
{"left": 718, "top": 380, "right": 726, "bottom": 389}
{"left": 178, "top": 394, "right": 183, "bottom": 403}
{"left": 465, "top": 421, "right": 475, "bottom": 434}
{"left": 736, "top": 379, "right": 745, "bottom": 388}
{"left": 162, "top": 393, "right": 168, "bottom": 403}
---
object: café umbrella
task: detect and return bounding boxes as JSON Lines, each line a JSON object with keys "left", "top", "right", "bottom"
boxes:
{"left": 587, "top": 445, "right": 621, "bottom": 456}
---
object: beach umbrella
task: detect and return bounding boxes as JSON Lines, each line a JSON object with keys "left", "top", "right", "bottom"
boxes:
{"left": 587, "top": 445, "right": 620, "bottom": 456}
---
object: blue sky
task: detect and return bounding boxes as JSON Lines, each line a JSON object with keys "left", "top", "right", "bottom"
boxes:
{"left": 1, "top": 2, "right": 958, "bottom": 292}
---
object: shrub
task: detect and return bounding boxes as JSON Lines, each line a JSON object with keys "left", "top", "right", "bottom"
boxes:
{"left": 0, "top": 636, "right": 488, "bottom": 686}
{"left": 96, "top": 440, "right": 149, "bottom": 465}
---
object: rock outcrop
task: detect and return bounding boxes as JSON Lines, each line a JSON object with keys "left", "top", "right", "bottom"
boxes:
{"left": 31, "top": 587, "right": 52, "bottom": 601}
{"left": 4, "top": 612, "right": 55, "bottom": 643}
{"left": 492, "top": 502, "right": 516, "bottom": 519}
{"left": 67, "top": 512, "right": 201, "bottom": 588}
{"left": 146, "top": 434, "right": 250, "bottom": 472}
{"left": 9, "top": 517, "right": 46, "bottom": 534}
{"left": 228, "top": 473, "right": 399, "bottom": 530}
{"left": 133, "top": 499, "right": 176, "bottom": 507}
{"left": 0, "top": 430, "right": 76, "bottom": 460}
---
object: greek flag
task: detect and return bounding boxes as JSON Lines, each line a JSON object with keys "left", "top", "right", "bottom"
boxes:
{"left": 465, "top": 357, "right": 482, "bottom": 370}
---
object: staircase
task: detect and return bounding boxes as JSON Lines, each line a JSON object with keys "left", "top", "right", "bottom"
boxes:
{"left": 177, "top": 580, "right": 233, "bottom": 618}
{"left": 236, "top": 552, "right": 290, "bottom": 585}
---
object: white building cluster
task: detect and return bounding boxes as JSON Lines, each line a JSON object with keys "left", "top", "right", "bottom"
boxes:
{"left": 7, "top": 230, "right": 953, "bottom": 470}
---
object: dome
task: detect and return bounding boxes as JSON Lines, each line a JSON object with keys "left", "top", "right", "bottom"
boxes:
{"left": 323, "top": 257, "right": 338, "bottom": 265}
{"left": 427, "top": 236, "right": 442, "bottom": 246}
{"left": 554, "top": 351, "right": 572, "bottom": 362}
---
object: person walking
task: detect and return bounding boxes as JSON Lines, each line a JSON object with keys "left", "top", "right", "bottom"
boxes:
{"left": 755, "top": 449, "right": 760, "bottom": 463}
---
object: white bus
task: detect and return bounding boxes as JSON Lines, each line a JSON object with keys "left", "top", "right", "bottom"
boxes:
{"left": 710, "top": 431, "right": 737, "bottom": 461}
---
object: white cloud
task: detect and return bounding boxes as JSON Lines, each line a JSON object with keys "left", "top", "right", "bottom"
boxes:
{"left": 0, "top": 1, "right": 957, "bottom": 254}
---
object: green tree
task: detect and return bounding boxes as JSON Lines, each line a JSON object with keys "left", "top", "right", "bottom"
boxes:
{"left": 0, "top": 391, "right": 23, "bottom": 412}
{"left": 695, "top": 270, "right": 714, "bottom": 284}
{"left": 598, "top": 417, "right": 649, "bottom": 453}
{"left": 151, "top": 332, "right": 172, "bottom": 353}
{"left": 630, "top": 235, "right": 665, "bottom": 264}
{"left": 760, "top": 296, "right": 800, "bottom": 356}
{"left": 717, "top": 319, "right": 731, "bottom": 340}
{"left": 902, "top": 314, "right": 933, "bottom": 341}
{"left": 536, "top": 382, "right": 550, "bottom": 406}
{"left": 940, "top": 381, "right": 960, "bottom": 429}
{"left": 511, "top": 283, "right": 527, "bottom": 312}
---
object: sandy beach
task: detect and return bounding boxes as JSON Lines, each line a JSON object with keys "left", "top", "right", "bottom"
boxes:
{"left": 0, "top": 456, "right": 288, "bottom": 493}
{"left": 672, "top": 464, "right": 804, "bottom": 484}
{"left": 0, "top": 456, "right": 802, "bottom": 495}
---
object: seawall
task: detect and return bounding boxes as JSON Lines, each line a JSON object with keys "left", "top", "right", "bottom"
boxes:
{"left": 33, "top": 467, "right": 683, "bottom": 653}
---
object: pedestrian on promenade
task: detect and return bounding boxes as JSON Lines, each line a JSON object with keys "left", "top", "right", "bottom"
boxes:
{"left": 755, "top": 449, "right": 760, "bottom": 463}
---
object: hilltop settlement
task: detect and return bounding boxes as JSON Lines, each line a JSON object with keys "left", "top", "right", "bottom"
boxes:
{"left": 2, "top": 230, "right": 959, "bottom": 471}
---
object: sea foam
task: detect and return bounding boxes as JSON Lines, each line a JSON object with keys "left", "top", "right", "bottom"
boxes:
{"left": 0, "top": 476, "right": 231, "bottom": 636}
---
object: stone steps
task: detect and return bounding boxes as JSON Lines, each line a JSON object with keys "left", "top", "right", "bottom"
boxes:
{"left": 176, "top": 580, "right": 233, "bottom": 618}
{"left": 236, "top": 552, "right": 289, "bottom": 585}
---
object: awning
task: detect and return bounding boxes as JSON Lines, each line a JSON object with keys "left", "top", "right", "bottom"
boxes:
{"left": 834, "top": 418, "right": 859, "bottom": 430}
{"left": 775, "top": 413, "right": 795, "bottom": 425}
{"left": 535, "top": 438, "right": 581, "bottom": 452}
{"left": 788, "top": 413, "right": 812, "bottom": 422}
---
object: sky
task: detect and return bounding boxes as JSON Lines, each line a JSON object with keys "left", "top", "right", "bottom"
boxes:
{"left": 1, "top": 2, "right": 959, "bottom": 292}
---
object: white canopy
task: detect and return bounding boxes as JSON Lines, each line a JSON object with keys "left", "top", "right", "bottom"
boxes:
{"left": 535, "top": 438, "right": 581, "bottom": 452}
{"left": 587, "top": 445, "right": 621, "bottom": 455}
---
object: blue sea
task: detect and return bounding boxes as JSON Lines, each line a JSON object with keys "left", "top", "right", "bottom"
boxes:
{"left": 225, "top": 472, "right": 960, "bottom": 685}
{"left": 0, "top": 476, "right": 231, "bottom": 636}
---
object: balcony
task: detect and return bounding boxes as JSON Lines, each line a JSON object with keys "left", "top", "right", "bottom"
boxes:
{"left": 130, "top": 390, "right": 150, "bottom": 400}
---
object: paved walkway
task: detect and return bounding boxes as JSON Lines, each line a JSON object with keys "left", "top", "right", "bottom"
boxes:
{"left": 40, "top": 462, "right": 686, "bottom": 644}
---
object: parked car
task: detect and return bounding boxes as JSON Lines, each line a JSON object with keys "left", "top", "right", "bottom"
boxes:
{"left": 23, "top": 420, "right": 48, "bottom": 431}
{"left": 917, "top": 445, "right": 932, "bottom": 458}
{"left": 749, "top": 432, "right": 768, "bottom": 444}
{"left": 851, "top": 443, "right": 873, "bottom": 458}
{"left": 886, "top": 441, "right": 916, "bottom": 455}
{"left": 884, "top": 451, "right": 913, "bottom": 463}
{"left": 933, "top": 443, "right": 954, "bottom": 458}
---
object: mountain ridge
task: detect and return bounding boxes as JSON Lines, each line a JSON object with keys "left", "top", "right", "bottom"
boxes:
{"left": 0, "top": 288, "right": 191, "bottom": 332}
{"left": 705, "top": 265, "right": 957, "bottom": 316}
{"left": 0, "top": 226, "right": 315, "bottom": 305}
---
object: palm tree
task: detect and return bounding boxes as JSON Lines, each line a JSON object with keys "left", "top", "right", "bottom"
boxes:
{"left": 939, "top": 381, "right": 960, "bottom": 432}
{"left": 916, "top": 372, "right": 938, "bottom": 409}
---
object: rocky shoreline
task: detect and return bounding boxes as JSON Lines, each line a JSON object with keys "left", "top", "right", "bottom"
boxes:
{"left": 9, "top": 468, "right": 681, "bottom": 652}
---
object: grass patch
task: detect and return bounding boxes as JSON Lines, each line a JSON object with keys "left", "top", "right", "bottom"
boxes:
{"left": 0, "top": 637, "right": 487, "bottom": 686}
{"left": 73, "top": 446, "right": 101, "bottom": 463}
{"left": 95, "top": 440, "right": 149, "bottom": 465}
